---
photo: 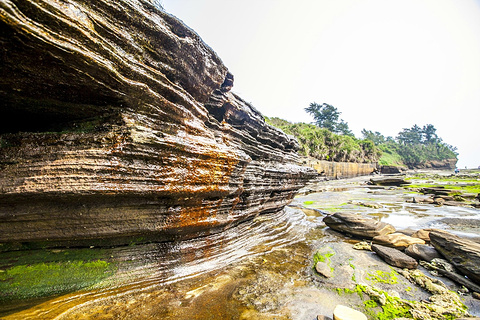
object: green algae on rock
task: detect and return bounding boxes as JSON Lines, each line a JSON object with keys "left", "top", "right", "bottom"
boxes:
{"left": 0, "top": 248, "right": 116, "bottom": 304}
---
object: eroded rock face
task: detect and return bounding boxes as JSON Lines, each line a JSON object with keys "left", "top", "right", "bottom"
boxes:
{"left": 0, "top": 0, "right": 316, "bottom": 248}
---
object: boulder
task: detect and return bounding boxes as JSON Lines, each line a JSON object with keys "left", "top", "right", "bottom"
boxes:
{"left": 323, "top": 213, "right": 395, "bottom": 239}
{"left": 373, "top": 233, "right": 425, "bottom": 249}
{"left": 333, "top": 305, "right": 367, "bottom": 320}
{"left": 434, "top": 195, "right": 456, "bottom": 201}
{"left": 379, "top": 165, "right": 406, "bottom": 174}
{"left": 430, "top": 231, "right": 480, "bottom": 284}
{"left": 411, "top": 228, "right": 445, "bottom": 242}
{"left": 369, "top": 176, "right": 410, "bottom": 186}
{"left": 404, "top": 244, "right": 441, "bottom": 262}
{"left": 372, "top": 244, "right": 418, "bottom": 269}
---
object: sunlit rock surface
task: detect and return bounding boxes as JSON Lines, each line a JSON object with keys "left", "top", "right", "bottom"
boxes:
{"left": 0, "top": 0, "right": 316, "bottom": 248}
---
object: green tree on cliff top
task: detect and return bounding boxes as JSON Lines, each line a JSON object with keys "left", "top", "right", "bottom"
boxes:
{"left": 305, "top": 102, "right": 353, "bottom": 136}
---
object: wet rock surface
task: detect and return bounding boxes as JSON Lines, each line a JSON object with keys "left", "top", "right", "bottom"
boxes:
{"left": 0, "top": 0, "right": 316, "bottom": 248}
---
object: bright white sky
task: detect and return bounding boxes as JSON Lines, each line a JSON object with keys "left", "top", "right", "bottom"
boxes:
{"left": 162, "top": 0, "right": 480, "bottom": 168}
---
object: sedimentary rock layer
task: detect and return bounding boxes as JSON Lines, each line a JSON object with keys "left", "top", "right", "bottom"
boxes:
{"left": 0, "top": 0, "right": 316, "bottom": 248}
{"left": 430, "top": 231, "right": 480, "bottom": 285}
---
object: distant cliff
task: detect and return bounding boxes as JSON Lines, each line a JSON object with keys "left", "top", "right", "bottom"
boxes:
{"left": 0, "top": 0, "right": 316, "bottom": 249}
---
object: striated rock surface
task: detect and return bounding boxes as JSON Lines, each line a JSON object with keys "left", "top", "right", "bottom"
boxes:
{"left": 323, "top": 212, "right": 395, "bottom": 239}
{"left": 430, "top": 231, "right": 480, "bottom": 285}
{"left": 416, "top": 159, "right": 457, "bottom": 170}
{"left": 0, "top": 0, "right": 316, "bottom": 248}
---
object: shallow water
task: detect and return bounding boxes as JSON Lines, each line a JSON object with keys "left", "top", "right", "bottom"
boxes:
{"left": 2, "top": 175, "right": 480, "bottom": 319}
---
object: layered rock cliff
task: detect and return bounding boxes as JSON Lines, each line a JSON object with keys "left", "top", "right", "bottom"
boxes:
{"left": 0, "top": 0, "right": 316, "bottom": 249}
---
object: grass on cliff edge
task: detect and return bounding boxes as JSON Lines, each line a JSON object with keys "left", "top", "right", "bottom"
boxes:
{"left": 0, "top": 248, "right": 116, "bottom": 302}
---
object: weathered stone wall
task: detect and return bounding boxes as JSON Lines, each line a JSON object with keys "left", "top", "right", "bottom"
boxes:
{"left": 304, "top": 158, "right": 377, "bottom": 179}
{"left": 0, "top": 0, "right": 316, "bottom": 249}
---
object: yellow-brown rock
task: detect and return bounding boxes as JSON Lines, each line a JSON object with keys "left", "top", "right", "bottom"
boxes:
{"left": 411, "top": 228, "right": 445, "bottom": 243}
{"left": 373, "top": 233, "right": 425, "bottom": 249}
{"left": 0, "top": 0, "right": 316, "bottom": 249}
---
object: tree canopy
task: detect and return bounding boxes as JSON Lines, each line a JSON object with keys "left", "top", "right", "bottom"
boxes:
{"left": 361, "top": 124, "right": 457, "bottom": 167}
{"left": 305, "top": 102, "right": 353, "bottom": 136}
{"left": 396, "top": 124, "right": 439, "bottom": 145}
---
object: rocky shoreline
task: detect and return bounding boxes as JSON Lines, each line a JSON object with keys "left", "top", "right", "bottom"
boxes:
{"left": 307, "top": 172, "right": 480, "bottom": 320}
{"left": 314, "top": 217, "right": 480, "bottom": 319}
